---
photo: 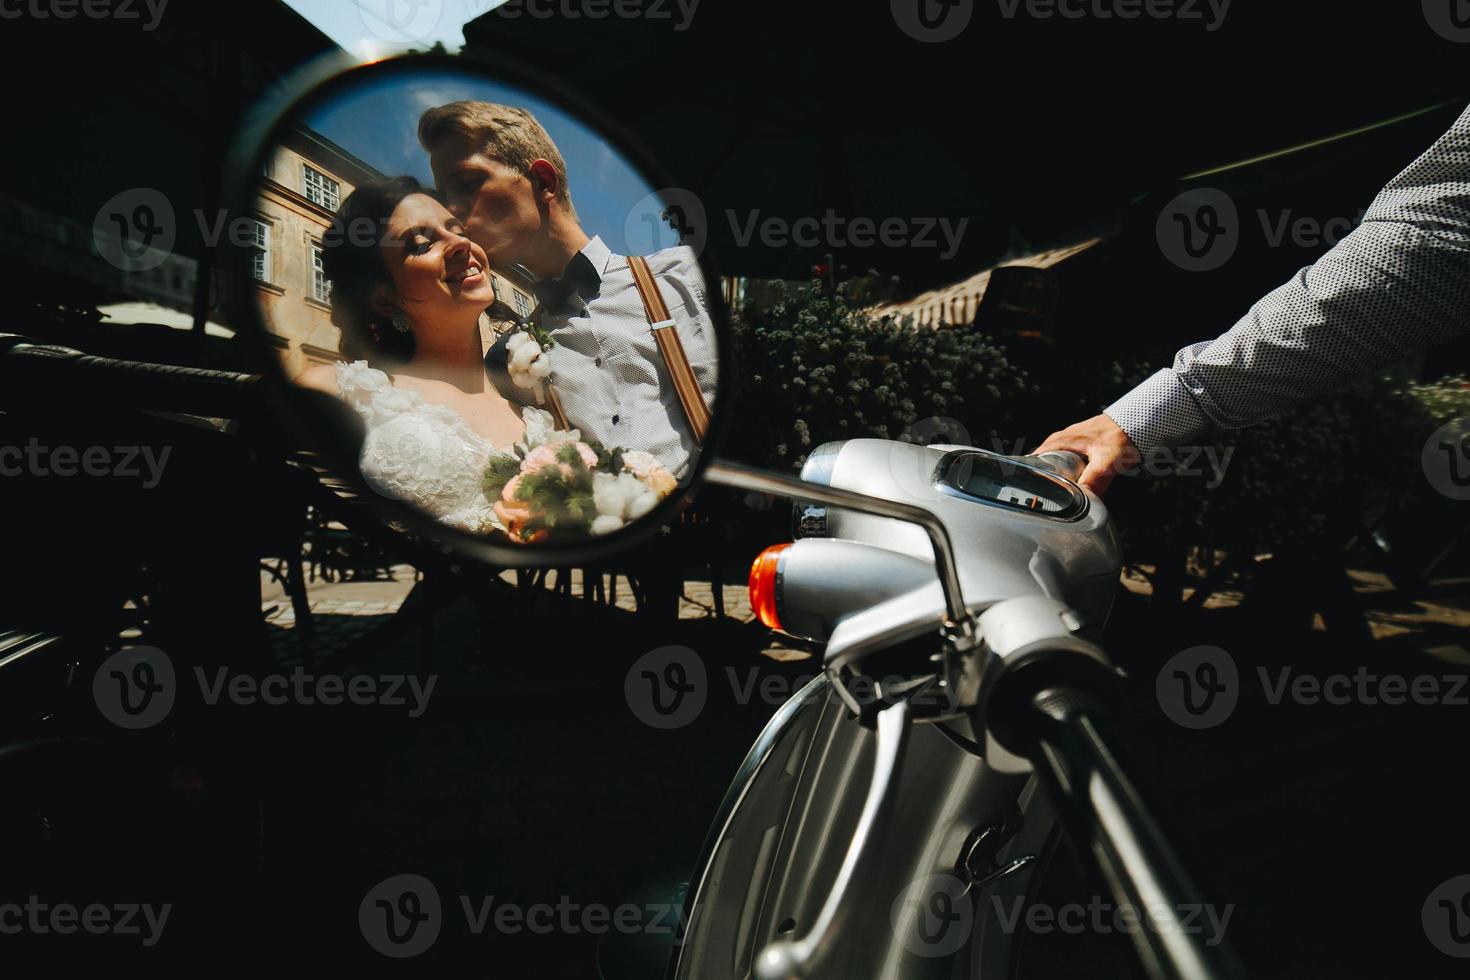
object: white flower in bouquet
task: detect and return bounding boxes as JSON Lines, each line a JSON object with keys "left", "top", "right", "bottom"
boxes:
{"left": 589, "top": 514, "right": 625, "bottom": 536}
{"left": 619, "top": 449, "right": 677, "bottom": 497}
{"left": 590, "top": 470, "right": 661, "bottom": 534}
{"left": 517, "top": 406, "right": 581, "bottom": 455}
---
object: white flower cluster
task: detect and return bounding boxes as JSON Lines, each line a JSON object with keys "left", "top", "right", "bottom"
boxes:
{"left": 619, "top": 450, "right": 662, "bottom": 482}
{"left": 590, "top": 470, "right": 662, "bottom": 535}
{"left": 516, "top": 407, "right": 580, "bottom": 456}
{"left": 591, "top": 448, "right": 678, "bottom": 535}
{"left": 506, "top": 330, "right": 552, "bottom": 401}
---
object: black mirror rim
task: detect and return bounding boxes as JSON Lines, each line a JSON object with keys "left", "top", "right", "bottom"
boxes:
{"left": 224, "top": 48, "right": 736, "bottom": 569}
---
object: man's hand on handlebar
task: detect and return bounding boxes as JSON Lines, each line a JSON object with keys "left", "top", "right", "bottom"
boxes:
{"left": 1036, "top": 414, "right": 1141, "bottom": 496}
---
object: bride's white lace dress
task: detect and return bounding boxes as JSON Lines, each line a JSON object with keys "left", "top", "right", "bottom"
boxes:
{"left": 334, "top": 360, "right": 518, "bottom": 534}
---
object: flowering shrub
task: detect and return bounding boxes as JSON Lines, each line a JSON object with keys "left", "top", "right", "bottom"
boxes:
{"left": 1077, "top": 364, "right": 1461, "bottom": 560}
{"left": 720, "top": 270, "right": 1464, "bottom": 572}
{"left": 722, "top": 273, "right": 1035, "bottom": 471}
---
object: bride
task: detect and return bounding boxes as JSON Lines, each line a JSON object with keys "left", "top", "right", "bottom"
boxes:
{"left": 296, "top": 176, "right": 533, "bottom": 533}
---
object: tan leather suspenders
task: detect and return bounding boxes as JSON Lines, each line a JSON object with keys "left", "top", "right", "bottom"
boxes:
{"left": 626, "top": 254, "right": 712, "bottom": 442}
{"left": 545, "top": 383, "right": 571, "bottom": 432}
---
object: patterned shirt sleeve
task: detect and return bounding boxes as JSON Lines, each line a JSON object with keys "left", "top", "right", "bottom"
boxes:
{"left": 1105, "top": 103, "right": 1470, "bottom": 454}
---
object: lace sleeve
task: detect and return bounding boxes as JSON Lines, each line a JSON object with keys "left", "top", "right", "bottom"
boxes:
{"left": 334, "top": 361, "right": 512, "bottom": 533}
{"left": 334, "top": 361, "right": 391, "bottom": 421}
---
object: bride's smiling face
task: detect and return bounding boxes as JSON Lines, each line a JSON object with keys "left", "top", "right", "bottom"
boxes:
{"left": 379, "top": 192, "right": 496, "bottom": 325}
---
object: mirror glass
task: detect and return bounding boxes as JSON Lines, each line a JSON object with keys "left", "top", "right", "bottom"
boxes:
{"left": 244, "top": 60, "right": 721, "bottom": 547}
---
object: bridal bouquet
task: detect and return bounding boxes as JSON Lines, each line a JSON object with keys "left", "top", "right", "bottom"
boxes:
{"left": 482, "top": 408, "right": 677, "bottom": 544}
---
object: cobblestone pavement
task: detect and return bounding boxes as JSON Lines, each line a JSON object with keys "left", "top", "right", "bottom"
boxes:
{"left": 259, "top": 565, "right": 414, "bottom": 664}
{"left": 259, "top": 566, "right": 775, "bottom": 663}
{"left": 1119, "top": 561, "right": 1470, "bottom": 663}
{"left": 260, "top": 561, "right": 1467, "bottom": 665}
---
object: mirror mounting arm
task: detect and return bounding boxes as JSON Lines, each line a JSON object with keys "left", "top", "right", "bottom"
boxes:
{"left": 705, "top": 459, "right": 974, "bottom": 635}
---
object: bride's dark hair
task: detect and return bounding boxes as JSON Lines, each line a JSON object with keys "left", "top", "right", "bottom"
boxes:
{"left": 321, "top": 176, "right": 427, "bottom": 368}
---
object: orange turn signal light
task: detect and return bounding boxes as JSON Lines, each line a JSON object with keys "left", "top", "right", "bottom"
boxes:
{"left": 749, "top": 543, "right": 792, "bottom": 631}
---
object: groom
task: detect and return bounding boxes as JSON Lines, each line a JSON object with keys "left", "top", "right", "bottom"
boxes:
{"left": 419, "top": 100, "right": 718, "bottom": 478}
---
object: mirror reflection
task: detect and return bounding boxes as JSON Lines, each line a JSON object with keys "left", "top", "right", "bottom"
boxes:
{"left": 252, "top": 65, "right": 719, "bottom": 544}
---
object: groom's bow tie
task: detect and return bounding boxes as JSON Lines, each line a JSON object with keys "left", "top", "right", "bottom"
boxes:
{"left": 532, "top": 251, "right": 601, "bottom": 311}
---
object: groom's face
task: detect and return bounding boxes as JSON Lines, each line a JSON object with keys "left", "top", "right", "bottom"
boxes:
{"left": 431, "top": 140, "right": 544, "bottom": 270}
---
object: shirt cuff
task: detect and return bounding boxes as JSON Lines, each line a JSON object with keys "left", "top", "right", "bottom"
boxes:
{"left": 1103, "top": 368, "right": 1211, "bottom": 454}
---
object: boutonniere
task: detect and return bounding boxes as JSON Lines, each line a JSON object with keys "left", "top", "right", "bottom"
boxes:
{"left": 504, "top": 318, "right": 555, "bottom": 405}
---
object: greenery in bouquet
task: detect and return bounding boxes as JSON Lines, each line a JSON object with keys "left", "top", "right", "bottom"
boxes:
{"left": 481, "top": 408, "right": 676, "bottom": 544}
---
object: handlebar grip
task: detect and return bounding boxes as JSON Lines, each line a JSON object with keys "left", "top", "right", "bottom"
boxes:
{"left": 1039, "top": 451, "right": 1085, "bottom": 484}
{"left": 1015, "top": 451, "right": 1085, "bottom": 485}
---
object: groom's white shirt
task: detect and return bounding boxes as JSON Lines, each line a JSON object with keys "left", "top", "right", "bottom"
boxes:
{"left": 538, "top": 235, "right": 718, "bottom": 477}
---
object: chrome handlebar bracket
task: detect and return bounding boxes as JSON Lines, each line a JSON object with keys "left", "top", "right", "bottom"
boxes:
{"left": 709, "top": 459, "right": 987, "bottom": 724}
{"left": 707, "top": 460, "right": 975, "bottom": 632}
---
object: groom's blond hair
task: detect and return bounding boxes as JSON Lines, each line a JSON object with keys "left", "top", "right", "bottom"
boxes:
{"left": 418, "top": 101, "right": 577, "bottom": 219}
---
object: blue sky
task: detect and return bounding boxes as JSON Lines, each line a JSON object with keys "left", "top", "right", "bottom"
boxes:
{"left": 285, "top": 1, "right": 678, "bottom": 255}
{"left": 301, "top": 68, "right": 665, "bottom": 255}
{"left": 284, "top": 0, "right": 488, "bottom": 57}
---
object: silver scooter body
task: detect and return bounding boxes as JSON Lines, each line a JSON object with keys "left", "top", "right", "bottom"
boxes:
{"left": 672, "top": 439, "right": 1122, "bottom": 979}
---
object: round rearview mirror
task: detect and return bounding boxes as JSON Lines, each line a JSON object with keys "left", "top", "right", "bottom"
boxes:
{"left": 228, "top": 53, "right": 729, "bottom": 567}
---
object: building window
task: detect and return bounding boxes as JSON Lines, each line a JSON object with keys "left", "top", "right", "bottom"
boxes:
{"left": 310, "top": 244, "right": 330, "bottom": 303}
{"left": 248, "top": 219, "right": 271, "bottom": 282}
{"left": 302, "top": 165, "right": 340, "bottom": 211}
{"left": 513, "top": 289, "right": 532, "bottom": 317}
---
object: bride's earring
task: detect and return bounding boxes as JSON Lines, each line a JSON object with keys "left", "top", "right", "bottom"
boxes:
{"left": 391, "top": 310, "right": 410, "bottom": 333}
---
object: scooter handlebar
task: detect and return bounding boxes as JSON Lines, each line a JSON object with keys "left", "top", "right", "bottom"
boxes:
{"left": 1017, "top": 450, "right": 1086, "bottom": 486}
